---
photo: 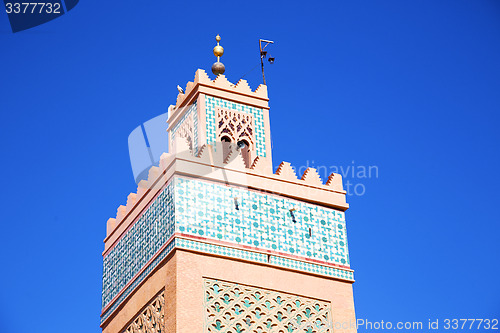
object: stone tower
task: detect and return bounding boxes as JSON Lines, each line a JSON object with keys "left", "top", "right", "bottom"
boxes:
{"left": 100, "top": 68, "right": 356, "bottom": 332}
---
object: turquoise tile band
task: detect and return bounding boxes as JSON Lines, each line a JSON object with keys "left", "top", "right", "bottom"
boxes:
{"left": 101, "top": 176, "right": 352, "bottom": 322}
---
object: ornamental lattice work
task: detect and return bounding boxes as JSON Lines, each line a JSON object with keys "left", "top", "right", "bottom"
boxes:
{"left": 216, "top": 108, "right": 254, "bottom": 147}
{"left": 204, "top": 278, "right": 333, "bottom": 333}
{"left": 124, "top": 292, "right": 165, "bottom": 333}
{"left": 176, "top": 111, "right": 194, "bottom": 152}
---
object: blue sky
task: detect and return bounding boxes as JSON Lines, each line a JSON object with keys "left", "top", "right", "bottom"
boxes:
{"left": 1, "top": 1, "right": 499, "bottom": 332}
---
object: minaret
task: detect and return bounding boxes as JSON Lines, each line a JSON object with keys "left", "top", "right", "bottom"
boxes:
{"left": 101, "top": 36, "right": 356, "bottom": 333}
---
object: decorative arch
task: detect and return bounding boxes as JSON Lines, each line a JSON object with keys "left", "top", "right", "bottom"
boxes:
{"left": 216, "top": 107, "right": 256, "bottom": 167}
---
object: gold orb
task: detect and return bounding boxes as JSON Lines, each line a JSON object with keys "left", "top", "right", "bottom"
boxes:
{"left": 216, "top": 34, "right": 221, "bottom": 42}
{"left": 213, "top": 45, "right": 224, "bottom": 57}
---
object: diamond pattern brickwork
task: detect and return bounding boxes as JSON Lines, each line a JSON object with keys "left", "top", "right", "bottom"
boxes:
{"left": 204, "top": 278, "right": 333, "bottom": 332}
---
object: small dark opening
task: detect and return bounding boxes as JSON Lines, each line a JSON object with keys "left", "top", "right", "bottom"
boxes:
{"left": 237, "top": 139, "right": 251, "bottom": 168}
{"left": 221, "top": 136, "right": 232, "bottom": 161}
{"left": 234, "top": 197, "right": 239, "bottom": 210}
{"left": 290, "top": 209, "right": 297, "bottom": 223}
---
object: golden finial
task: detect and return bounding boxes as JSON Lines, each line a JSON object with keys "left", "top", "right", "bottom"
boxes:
{"left": 212, "top": 34, "right": 225, "bottom": 75}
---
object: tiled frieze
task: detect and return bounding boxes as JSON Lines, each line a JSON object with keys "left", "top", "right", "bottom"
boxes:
{"left": 102, "top": 177, "right": 351, "bottom": 324}
{"left": 176, "top": 237, "right": 268, "bottom": 263}
{"left": 177, "top": 238, "right": 354, "bottom": 281}
{"left": 174, "top": 177, "right": 350, "bottom": 268}
{"left": 205, "top": 95, "right": 266, "bottom": 157}
{"left": 102, "top": 184, "right": 175, "bottom": 310}
{"left": 204, "top": 278, "right": 333, "bottom": 332}
{"left": 270, "top": 256, "right": 353, "bottom": 281}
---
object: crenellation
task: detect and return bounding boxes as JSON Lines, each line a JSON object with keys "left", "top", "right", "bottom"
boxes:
{"left": 106, "top": 218, "right": 116, "bottom": 236}
{"left": 172, "top": 135, "right": 192, "bottom": 157}
{"left": 249, "top": 156, "right": 270, "bottom": 174}
{"left": 275, "top": 161, "right": 299, "bottom": 181}
{"left": 301, "top": 167, "right": 323, "bottom": 186}
{"left": 147, "top": 166, "right": 160, "bottom": 183}
{"left": 224, "top": 148, "right": 246, "bottom": 170}
{"left": 196, "top": 144, "right": 212, "bottom": 164}
{"left": 116, "top": 205, "right": 127, "bottom": 222}
{"left": 234, "top": 78, "right": 253, "bottom": 93}
{"left": 125, "top": 193, "right": 137, "bottom": 214}
{"left": 211, "top": 73, "right": 233, "bottom": 89}
{"left": 137, "top": 180, "right": 149, "bottom": 197}
{"left": 254, "top": 84, "right": 268, "bottom": 98}
{"left": 159, "top": 152, "right": 173, "bottom": 170}
{"left": 172, "top": 69, "right": 269, "bottom": 114}
{"left": 326, "top": 172, "right": 343, "bottom": 191}
{"left": 194, "top": 68, "right": 211, "bottom": 84}
{"left": 185, "top": 81, "right": 194, "bottom": 94}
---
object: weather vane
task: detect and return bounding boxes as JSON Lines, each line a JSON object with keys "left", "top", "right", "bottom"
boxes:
{"left": 259, "top": 39, "right": 275, "bottom": 85}
{"left": 212, "top": 34, "right": 225, "bottom": 75}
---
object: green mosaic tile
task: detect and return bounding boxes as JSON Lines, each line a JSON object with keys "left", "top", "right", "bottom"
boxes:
{"left": 176, "top": 238, "right": 268, "bottom": 263}
{"left": 102, "top": 176, "right": 352, "bottom": 321}
{"left": 174, "top": 177, "right": 350, "bottom": 267}
{"left": 101, "top": 184, "right": 175, "bottom": 309}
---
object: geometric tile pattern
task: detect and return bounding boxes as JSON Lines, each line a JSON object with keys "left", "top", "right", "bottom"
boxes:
{"left": 205, "top": 95, "right": 266, "bottom": 157}
{"left": 176, "top": 237, "right": 354, "bottom": 282}
{"left": 102, "top": 177, "right": 352, "bottom": 323}
{"left": 101, "top": 240, "right": 175, "bottom": 324}
{"left": 171, "top": 101, "right": 199, "bottom": 155}
{"left": 124, "top": 292, "right": 165, "bottom": 333}
{"left": 270, "top": 256, "right": 354, "bottom": 281}
{"left": 176, "top": 237, "right": 268, "bottom": 263}
{"left": 174, "top": 177, "right": 350, "bottom": 267}
{"left": 101, "top": 236, "right": 352, "bottom": 325}
{"left": 204, "top": 278, "right": 333, "bottom": 332}
{"left": 101, "top": 184, "right": 175, "bottom": 309}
